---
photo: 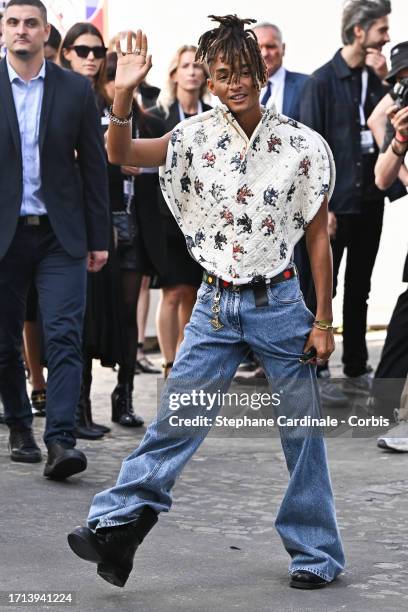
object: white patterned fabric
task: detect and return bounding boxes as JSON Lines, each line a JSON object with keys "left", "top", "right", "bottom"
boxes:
{"left": 159, "top": 104, "right": 335, "bottom": 284}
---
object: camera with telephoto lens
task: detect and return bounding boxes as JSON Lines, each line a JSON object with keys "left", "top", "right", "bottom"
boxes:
{"left": 390, "top": 78, "right": 408, "bottom": 109}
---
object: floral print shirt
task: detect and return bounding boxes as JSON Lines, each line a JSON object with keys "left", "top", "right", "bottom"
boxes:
{"left": 159, "top": 104, "right": 335, "bottom": 284}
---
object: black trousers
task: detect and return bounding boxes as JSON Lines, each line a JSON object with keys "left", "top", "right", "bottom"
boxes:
{"left": 370, "top": 285, "right": 408, "bottom": 409}
{"left": 331, "top": 203, "right": 384, "bottom": 377}
{"left": 0, "top": 219, "right": 87, "bottom": 447}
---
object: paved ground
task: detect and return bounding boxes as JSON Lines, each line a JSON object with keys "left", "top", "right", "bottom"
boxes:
{"left": 1, "top": 333, "right": 408, "bottom": 612}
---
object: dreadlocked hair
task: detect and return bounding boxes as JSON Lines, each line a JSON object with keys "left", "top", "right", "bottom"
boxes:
{"left": 195, "top": 14, "right": 267, "bottom": 87}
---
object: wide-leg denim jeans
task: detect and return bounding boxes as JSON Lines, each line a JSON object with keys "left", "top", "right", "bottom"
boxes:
{"left": 88, "top": 274, "right": 345, "bottom": 581}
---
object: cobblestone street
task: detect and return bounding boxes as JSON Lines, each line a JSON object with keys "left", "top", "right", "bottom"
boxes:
{"left": 1, "top": 334, "right": 408, "bottom": 612}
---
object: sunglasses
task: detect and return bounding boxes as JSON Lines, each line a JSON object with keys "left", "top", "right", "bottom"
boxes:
{"left": 69, "top": 45, "right": 107, "bottom": 59}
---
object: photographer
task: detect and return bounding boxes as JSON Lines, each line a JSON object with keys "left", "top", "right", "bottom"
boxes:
{"left": 367, "top": 41, "right": 408, "bottom": 451}
{"left": 374, "top": 46, "right": 408, "bottom": 188}
{"left": 300, "top": 0, "right": 397, "bottom": 391}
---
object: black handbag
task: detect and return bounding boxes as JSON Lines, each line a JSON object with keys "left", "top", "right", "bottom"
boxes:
{"left": 112, "top": 176, "right": 135, "bottom": 246}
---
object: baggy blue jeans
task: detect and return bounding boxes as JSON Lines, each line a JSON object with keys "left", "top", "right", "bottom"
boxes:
{"left": 88, "top": 274, "right": 345, "bottom": 581}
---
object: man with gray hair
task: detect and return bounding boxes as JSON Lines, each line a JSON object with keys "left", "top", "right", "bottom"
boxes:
{"left": 341, "top": 0, "right": 390, "bottom": 79}
{"left": 253, "top": 21, "right": 307, "bottom": 121}
{"left": 300, "top": 0, "right": 405, "bottom": 389}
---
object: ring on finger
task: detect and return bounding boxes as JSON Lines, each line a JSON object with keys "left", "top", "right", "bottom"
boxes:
{"left": 134, "top": 48, "right": 141, "bottom": 55}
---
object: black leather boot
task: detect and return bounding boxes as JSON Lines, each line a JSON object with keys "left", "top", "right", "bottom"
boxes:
{"left": 81, "top": 361, "right": 111, "bottom": 434}
{"left": 111, "top": 384, "right": 144, "bottom": 427}
{"left": 67, "top": 506, "right": 158, "bottom": 587}
{"left": 74, "top": 388, "right": 104, "bottom": 440}
{"left": 84, "top": 396, "right": 111, "bottom": 434}
{"left": 44, "top": 442, "right": 87, "bottom": 480}
{"left": 9, "top": 427, "right": 42, "bottom": 463}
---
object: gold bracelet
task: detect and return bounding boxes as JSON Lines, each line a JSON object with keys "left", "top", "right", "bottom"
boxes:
{"left": 313, "top": 320, "right": 334, "bottom": 331}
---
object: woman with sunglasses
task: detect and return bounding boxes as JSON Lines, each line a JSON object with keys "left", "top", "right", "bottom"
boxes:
{"left": 59, "top": 24, "right": 145, "bottom": 436}
{"left": 60, "top": 23, "right": 108, "bottom": 100}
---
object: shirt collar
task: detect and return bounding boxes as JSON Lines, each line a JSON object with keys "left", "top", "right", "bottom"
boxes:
{"left": 332, "top": 49, "right": 353, "bottom": 79}
{"left": 268, "top": 65, "right": 286, "bottom": 85}
{"left": 6, "top": 56, "right": 46, "bottom": 84}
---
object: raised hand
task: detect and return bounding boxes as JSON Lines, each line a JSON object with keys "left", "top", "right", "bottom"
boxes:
{"left": 365, "top": 48, "right": 388, "bottom": 81}
{"left": 387, "top": 104, "right": 408, "bottom": 138}
{"left": 114, "top": 30, "right": 152, "bottom": 92}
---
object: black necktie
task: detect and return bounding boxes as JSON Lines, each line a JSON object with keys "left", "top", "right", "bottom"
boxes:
{"left": 261, "top": 81, "right": 272, "bottom": 106}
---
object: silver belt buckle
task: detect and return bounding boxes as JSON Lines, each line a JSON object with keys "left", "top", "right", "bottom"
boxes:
{"left": 26, "top": 215, "right": 41, "bottom": 226}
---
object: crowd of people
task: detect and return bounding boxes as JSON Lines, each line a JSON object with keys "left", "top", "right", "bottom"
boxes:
{"left": 0, "top": 3, "right": 218, "bottom": 447}
{"left": 0, "top": 0, "right": 408, "bottom": 591}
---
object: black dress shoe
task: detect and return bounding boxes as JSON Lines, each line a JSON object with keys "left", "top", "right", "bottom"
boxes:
{"left": 44, "top": 443, "right": 87, "bottom": 480}
{"left": 290, "top": 570, "right": 330, "bottom": 589}
{"left": 74, "top": 424, "right": 105, "bottom": 440}
{"left": 91, "top": 423, "right": 111, "bottom": 434}
{"left": 9, "top": 428, "right": 42, "bottom": 463}
{"left": 135, "top": 356, "right": 161, "bottom": 374}
{"left": 67, "top": 507, "right": 158, "bottom": 587}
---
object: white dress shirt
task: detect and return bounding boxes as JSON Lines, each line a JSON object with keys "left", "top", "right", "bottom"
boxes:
{"left": 7, "top": 57, "right": 47, "bottom": 216}
{"left": 259, "top": 66, "right": 286, "bottom": 114}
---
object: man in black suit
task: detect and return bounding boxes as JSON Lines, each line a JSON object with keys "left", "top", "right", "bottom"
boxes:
{"left": 0, "top": 0, "right": 110, "bottom": 479}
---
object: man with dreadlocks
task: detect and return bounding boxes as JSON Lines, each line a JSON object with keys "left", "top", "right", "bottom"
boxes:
{"left": 68, "top": 17, "right": 345, "bottom": 590}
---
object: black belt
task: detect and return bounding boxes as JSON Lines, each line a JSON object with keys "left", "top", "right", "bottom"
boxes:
{"left": 202, "top": 267, "right": 297, "bottom": 308}
{"left": 18, "top": 215, "right": 49, "bottom": 227}
{"left": 202, "top": 267, "right": 297, "bottom": 290}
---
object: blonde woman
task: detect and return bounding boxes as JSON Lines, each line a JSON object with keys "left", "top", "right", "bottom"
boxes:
{"left": 150, "top": 46, "right": 211, "bottom": 377}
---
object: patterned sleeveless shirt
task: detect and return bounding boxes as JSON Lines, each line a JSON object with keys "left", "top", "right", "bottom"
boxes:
{"left": 159, "top": 104, "right": 335, "bottom": 284}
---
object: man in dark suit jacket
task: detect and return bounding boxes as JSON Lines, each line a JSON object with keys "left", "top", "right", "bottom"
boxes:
{"left": 0, "top": 0, "right": 110, "bottom": 479}
{"left": 253, "top": 22, "right": 308, "bottom": 121}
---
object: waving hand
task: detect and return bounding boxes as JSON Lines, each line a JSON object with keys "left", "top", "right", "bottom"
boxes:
{"left": 114, "top": 30, "right": 152, "bottom": 92}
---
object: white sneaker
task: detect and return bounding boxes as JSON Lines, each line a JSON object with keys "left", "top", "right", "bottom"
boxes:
{"left": 317, "top": 371, "right": 348, "bottom": 406}
{"left": 345, "top": 372, "right": 373, "bottom": 393}
{"left": 377, "top": 420, "right": 408, "bottom": 452}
